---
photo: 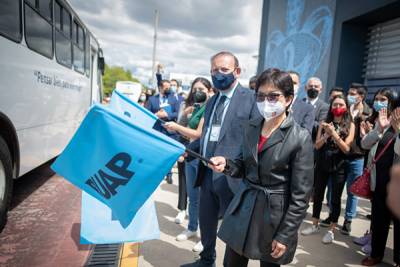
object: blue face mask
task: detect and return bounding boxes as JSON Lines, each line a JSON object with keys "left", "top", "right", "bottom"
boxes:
{"left": 170, "top": 86, "right": 177, "bottom": 94}
{"left": 373, "top": 101, "right": 388, "bottom": 112}
{"left": 212, "top": 71, "right": 235, "bottom": 91}
{"left": 347, "top": 95, "right": 357, "bottom": 105}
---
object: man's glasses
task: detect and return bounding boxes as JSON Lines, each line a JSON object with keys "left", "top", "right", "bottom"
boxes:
{"left": 256, "top": 92, "right": 284, "bottom": 103}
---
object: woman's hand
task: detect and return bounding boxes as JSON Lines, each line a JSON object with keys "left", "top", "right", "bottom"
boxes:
{"left": 271, "top": 240, "right": 287, "bottom": 258}
{"left": 323, "top": 122, "right": 335, "bottom": 136}
{"left": 378, "top": 108, "right": 390, "bottom": 132}
{"left": 208, "top": 157, "right": 226, "bottom": 173}
{"left": 360, "top": 121, "right": 372, "bottom": 137}
{"left": 162, "top": 121, "right": 179, "bottom": 131}
{"left": 390, "top": 108, "right": 400, "bottom": 133}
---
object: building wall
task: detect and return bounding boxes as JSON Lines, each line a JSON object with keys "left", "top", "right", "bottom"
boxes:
{"left": 258, "top": 0, "right": 400, "bottom": 100}
{"left": 258, "top": 0, "right": 336, "bottom": 99}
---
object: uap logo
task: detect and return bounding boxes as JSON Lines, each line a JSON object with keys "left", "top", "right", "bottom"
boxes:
{"left": 265, "top": 0, "right": 333, "bottom": 97}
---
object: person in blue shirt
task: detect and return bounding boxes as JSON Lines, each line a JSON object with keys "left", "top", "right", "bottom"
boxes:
{"left": 146, "top": 79, "right": 180, "bottom": 183}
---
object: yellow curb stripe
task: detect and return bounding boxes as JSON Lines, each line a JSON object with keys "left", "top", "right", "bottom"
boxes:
{"left": 119, "top": 242, "right": 139, "bottom": 267}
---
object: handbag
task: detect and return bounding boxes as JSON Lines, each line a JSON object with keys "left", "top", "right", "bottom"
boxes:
{"left": 350, "top": 134, "right": 396, "bottom": 199}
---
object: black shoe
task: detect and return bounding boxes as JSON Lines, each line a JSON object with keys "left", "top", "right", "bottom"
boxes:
{"left": 341, "top": 220, "right": 352, "bottom": 235}
{"left": 320, "top": 217, "right": 332, "bottom": 227}
{"left": 165, "top": 174, "right": 172, "bottom": 184}
{"left": 180, "top": 260, "right": 215, "bottom": 267}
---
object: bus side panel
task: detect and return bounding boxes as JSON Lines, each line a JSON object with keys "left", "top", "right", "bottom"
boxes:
{"left": 0, "top": 38, "right": 91, "bottom": 176}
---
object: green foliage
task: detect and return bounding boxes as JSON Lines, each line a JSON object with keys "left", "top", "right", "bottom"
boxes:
{"left": 102, "top": 64, "right": 141, "bottom": 95}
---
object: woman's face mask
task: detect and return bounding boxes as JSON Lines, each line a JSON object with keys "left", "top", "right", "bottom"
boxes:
{"left": 373, "top": 100, "right": 388, "bottom": 112}
{"left": 255, "top": 89, "right": 288, "bottom": 121}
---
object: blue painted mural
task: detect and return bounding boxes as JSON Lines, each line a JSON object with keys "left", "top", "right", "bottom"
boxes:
{"left": 265, "top": 0, "right": 334, "bottom": 98}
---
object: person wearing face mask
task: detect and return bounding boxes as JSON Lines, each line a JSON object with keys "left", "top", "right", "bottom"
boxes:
{"left": 163, "top": 77, "right": 213, "bottom": 253}
{"left": 303, "top": 77, "right": 329, "bottom": 141}
{"left": 328, "top": 83, "right": 372, "bottom": 235}
{"left": 359, "top": 88, "right": 400, "bottom": 267}
{"left": 288, "top": 71, "right": 315, "bottom": 133}
{"left": 301, "top": 95, "right": 355, "bottom": 244}
{"left": 181, "top": 51, "right": 258, "bottom": 267}
{"left": 138, "top": 92, "right": 147, "bottom": 107}
{"left": 208, "top": 68, "right": 313, "bottom": 267}
{"left": 146, "top": 79, "right": 180, "bottom": 184}
{"left": 171, "top": 79, "right": 185, "bottom": 104}
{"left": 347, "top": 83, "right": 372, "bottom": 120}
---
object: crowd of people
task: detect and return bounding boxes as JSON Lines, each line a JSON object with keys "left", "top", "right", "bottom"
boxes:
{"left": 140, "top": 51, "right": 399, "bottom": 267}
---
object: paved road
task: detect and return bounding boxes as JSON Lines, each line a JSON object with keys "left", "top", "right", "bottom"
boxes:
{"left": 0, "top": 162, "right": 92, "bottom": 267}
{"left": 0, "top": 164, "right": 396, "bottom": 267}
{"left": 140, "top": 169, "right": 396, "bottom": 267}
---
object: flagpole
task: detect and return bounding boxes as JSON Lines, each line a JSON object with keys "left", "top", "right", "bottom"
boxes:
{"left": 151, "top": 9, "right": 159, "bottom": 93}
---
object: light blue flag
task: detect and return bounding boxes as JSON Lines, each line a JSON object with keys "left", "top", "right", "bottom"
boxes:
{"left": 80, "top": 192, "right": 160, "bottom": 244}
{"left": 51, "top": 104, "right": 185, "bottom": 227}
{"left": 109, "top": 89, "right": 158, "bottom": 128}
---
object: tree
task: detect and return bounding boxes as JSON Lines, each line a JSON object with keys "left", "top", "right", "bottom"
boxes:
{"left": 102, "top": 64, "right": 141, "bottom": 95}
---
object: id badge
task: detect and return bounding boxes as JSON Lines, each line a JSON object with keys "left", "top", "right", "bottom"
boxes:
{"left": 210, "top": 124, "right": 221, "bottom": 142}
{"left": 160, "top": 103, "right": 172, "bottom": 114}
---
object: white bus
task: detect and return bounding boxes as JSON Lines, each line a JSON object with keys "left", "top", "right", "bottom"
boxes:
{"left": 0, "top": 0, "right": 105, "bottom": 230}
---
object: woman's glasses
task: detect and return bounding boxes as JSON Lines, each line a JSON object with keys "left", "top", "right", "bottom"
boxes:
{"left": 256, "top": 92, "right": 284, "bottom": 103}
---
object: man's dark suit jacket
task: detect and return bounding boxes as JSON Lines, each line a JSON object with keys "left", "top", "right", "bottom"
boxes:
{"left": 303, "top": 97, "right": 329, "bottom": 141}
{"left": 145, "top": 93, "right": 180, "bottom": 134}
{"left": 188, "top": 84, "right": 259, "bottom": 193}
{"left": 291, "top": 98, "right": 315, "bottom": 134}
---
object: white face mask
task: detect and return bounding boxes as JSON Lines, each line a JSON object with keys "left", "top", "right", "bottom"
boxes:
{"left": 256, "top": 100, "right": 286, "bottom": 121}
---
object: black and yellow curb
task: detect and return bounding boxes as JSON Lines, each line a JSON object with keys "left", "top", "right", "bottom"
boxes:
{"left": 119, "top": 242, "right": 139, "bottom": 267}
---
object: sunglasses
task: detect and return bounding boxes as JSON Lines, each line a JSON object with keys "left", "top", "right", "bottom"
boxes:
{"left": 256, "top": 92, "right": 284, "bottom": 103}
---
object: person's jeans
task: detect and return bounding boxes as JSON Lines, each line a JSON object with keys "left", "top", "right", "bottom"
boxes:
{"left": 185, "top": 159, "right": 200, "bottom": 232}
{"left": 345, "top": 158, "right": 364, "bottom": 221}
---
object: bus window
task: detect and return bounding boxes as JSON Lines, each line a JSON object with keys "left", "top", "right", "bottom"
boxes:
{"left": 54, "top": 1, "right": 61, "bottom": 29}
{"left": 85, "top": 35, "right": 90, "bottom": 77}
{"left": 24, "top": 0, "right": 53, "bottom": 58}
{"left": 39, "top": 0, "right": 52, "bottom": 22}
{"left": 73, "top": 20, "right": 84, "bottom": 73}
{"left": 0, "top": 0, "right": 22, "bottom": 42}
{"left": 54, "top": 1, "right": 72, "bottom": 67}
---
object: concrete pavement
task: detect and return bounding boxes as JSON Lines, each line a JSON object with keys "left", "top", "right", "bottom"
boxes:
{"left": 139, "top": 168, "right": 396, "bottom": 267}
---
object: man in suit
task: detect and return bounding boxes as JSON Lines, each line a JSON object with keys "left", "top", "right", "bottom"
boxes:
{"left": 146, "top": 79, "right": 180, "bottom": 183}
{"left": 303, "top": 77, "right": 329, "bottom": 141}
{"left": 288, "top": 71, "right": 315, "bottom": 133}
{"left": 181, "top": 51, "right": 258, "bottom": 267}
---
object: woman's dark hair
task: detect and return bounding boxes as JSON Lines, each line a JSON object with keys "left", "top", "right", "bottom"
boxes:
{"left": 325, "top": 95, "right": 353, "bottom": 135}
{"left": 369, "top": 87, "right": 398, "bottom": 123}
{"left": 185, "top": 77, "right": 212, "bottom": 106}
{"left": 255, "top": 68, "right": 294, "bottom": 97}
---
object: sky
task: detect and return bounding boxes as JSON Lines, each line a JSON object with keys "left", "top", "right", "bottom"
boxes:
{"left": 69, "top": 0, "right": 263, "bottom": 86}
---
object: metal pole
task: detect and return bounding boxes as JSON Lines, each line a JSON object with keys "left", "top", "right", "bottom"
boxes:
{"left": 151, "top": 9, "right": 159, "bottom": 92}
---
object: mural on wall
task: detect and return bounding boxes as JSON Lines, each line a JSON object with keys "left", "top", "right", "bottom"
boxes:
{"left": 265, "top": 0, "right": 334, "bottom": 98}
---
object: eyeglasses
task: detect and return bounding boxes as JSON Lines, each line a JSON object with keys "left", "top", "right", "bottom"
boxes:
{"left": 256, "top": 92, "right": 284, "bottom": 103}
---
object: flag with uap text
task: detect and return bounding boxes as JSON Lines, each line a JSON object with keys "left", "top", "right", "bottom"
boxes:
{"left": 51, "top": 104, "right": 185, "bottom": 227}
{"left": 109, "top": 89, "right": 158, "bottom": 128}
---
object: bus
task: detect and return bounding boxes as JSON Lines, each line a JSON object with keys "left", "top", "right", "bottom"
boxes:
{"left": 115, "top": 81, "right": 142, "bottom": 102}
{"left": 0, "top": 0, "right": 105, "bottom": 230}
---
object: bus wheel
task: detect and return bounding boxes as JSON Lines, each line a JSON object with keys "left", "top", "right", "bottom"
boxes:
{"left": 0, "top": 136, "right": 12, "bottom": 232}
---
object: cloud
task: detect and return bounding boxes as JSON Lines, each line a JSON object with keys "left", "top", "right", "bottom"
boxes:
{"left": 69, "top": 0, "right": 262, "bottom": 86}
